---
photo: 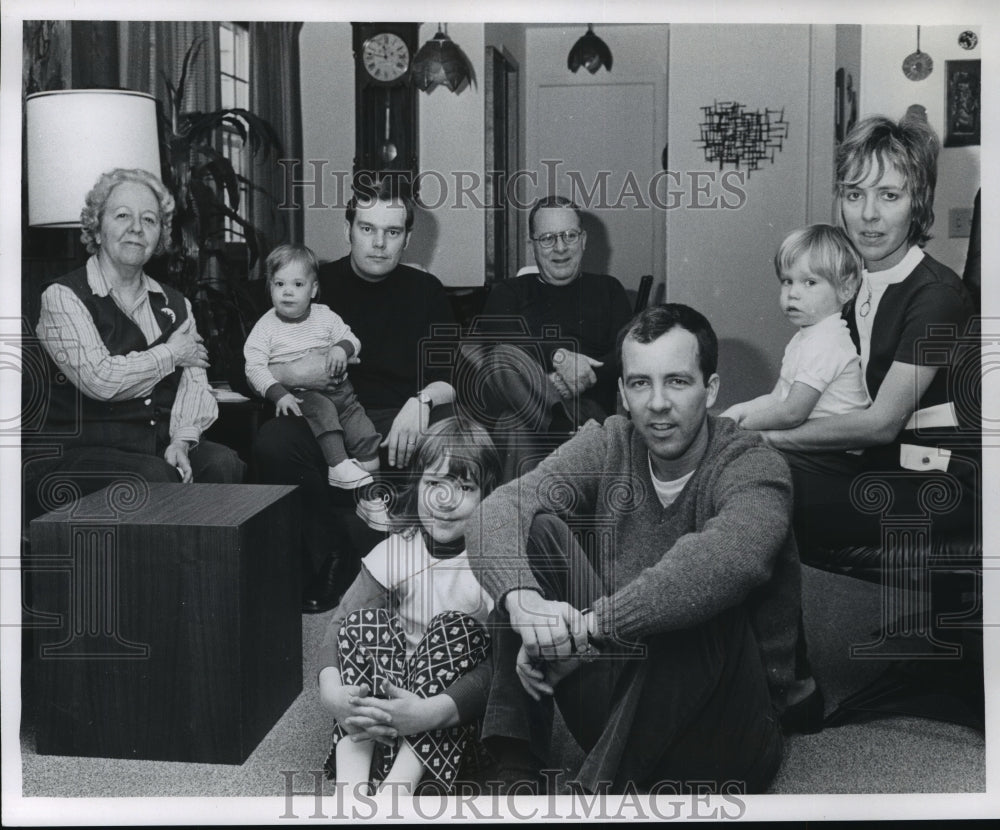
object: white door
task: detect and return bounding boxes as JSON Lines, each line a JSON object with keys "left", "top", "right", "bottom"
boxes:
{"left": 526, "top": 77, "right": 666, "bottom": 295}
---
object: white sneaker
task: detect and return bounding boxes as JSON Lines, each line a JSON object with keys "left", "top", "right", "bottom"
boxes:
{"left": 356, "top": 495, "right": 391, "bottom": 531}
{"left": 328, "top": 458, "right": 375, "bottom": 489}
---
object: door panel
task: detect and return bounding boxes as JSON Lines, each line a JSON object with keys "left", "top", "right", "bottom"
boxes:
{"left": 529, "top": 80, "right": 665, "bottom": 293}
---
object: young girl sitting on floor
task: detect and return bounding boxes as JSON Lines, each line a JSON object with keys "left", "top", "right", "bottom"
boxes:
{"left": 317, "top": 417, "right": 502, "bottom": 795}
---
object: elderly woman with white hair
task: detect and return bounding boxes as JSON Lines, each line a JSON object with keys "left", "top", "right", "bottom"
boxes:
{"left": 28, "top": 167, "right": 244, "bottom": 504}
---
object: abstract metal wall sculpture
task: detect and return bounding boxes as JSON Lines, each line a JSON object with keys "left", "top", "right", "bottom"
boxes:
{"left": 697, "top": 101, "right": 788, "bottom": 175}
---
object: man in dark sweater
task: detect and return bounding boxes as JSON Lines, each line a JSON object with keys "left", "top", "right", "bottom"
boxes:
{"left": 466, "top": 304, "right": 805, "bottom": 794}
{"left": 253, "top": 181, "right": 457, "bottom": 612}
{"left": 463, "top": 196, "right": 631, "bottom": 478}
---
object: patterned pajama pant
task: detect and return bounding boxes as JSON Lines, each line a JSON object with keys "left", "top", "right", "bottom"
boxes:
{"left": 324, "top": 608, "right": 490, "bottom": 789}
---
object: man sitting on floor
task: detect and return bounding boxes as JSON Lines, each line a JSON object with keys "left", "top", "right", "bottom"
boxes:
{"left": 466, "top": 303, "right": 814, "bottom": 794}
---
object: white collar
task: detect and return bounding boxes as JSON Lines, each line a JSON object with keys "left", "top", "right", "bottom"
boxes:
{"left": 797, "top": 311, "right": 847, "bottom": 340}
{"left": 86, "top": 255, "right": 165, "bottom": 299}
{"left": 864, "top": 246, "right": 925, "bottom": 289}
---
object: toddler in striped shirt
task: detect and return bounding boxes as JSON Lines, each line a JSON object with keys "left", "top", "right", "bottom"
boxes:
{"left": 245, "top": 244, "right": 382, "bottom": 490}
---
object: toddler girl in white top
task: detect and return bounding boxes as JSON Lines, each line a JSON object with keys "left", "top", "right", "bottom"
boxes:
{"left": 723, "top": 224, "right": 870, "bottom": 430}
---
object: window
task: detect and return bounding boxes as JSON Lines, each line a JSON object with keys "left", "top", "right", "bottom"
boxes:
{"left": 219, "top": 22, "right": 250, "bottom": 243}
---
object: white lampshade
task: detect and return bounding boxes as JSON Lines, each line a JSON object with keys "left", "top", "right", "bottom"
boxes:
{"left": 26, "top": 90, "right": 162, "bottom": 227}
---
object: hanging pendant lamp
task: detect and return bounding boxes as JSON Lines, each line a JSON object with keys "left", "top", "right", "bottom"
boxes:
{"left": 568, "top": 24, "right": 613, "bottom": 74}
{"left": 411, "top": 24, "right": 473, "bottom": 93}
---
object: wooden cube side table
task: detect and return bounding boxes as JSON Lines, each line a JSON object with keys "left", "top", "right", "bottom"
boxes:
{"left": 27, "top": 482, "right": 302, "bottom": 764}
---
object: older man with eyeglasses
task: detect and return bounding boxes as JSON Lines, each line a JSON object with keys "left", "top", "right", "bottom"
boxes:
{"left": 462, "top": 196, "right": 631, "bottom": 479}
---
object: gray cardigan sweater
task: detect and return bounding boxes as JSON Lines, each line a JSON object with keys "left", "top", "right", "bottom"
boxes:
{"left": 466, "top": 414, "right": 801, "bottom": 706}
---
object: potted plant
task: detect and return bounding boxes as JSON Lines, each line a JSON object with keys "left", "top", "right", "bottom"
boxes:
{"left": 149, "top": 39, "right": 281, "bottom": 389}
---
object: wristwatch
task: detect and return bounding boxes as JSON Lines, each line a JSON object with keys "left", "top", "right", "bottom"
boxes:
{"left": 416, "top": 391, "right": 433, "bottom": 410}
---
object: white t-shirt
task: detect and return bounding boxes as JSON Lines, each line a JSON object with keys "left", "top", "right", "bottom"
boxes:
{"left": 648, "top": 456, "right": 695, "bottom": 507}
{"left": 777, "top": 312, "right": 870, "bottom": 419}
{"left": 362, "top": 532, "right": 494, "bottom": 656}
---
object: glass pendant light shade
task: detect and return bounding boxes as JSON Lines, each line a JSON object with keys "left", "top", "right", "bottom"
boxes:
{"left": 411, "top": 25, "right": 472, "bottom": 93}
{"left": 568, "top": 24, "right": 613, "bottom": 74}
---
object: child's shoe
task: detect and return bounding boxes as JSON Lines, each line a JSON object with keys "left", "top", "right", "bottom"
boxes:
{"left": 356, "top": 495, "right": 391, "bottom": 531}
{"left": 328, "top": 458, "right": 374, "bottom": 489}
{"left": 356, "top": 457, "right": 380, "bottom": 473}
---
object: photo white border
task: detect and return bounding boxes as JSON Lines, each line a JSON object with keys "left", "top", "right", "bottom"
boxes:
{"left": 3, "top": 0, "right": 998, "bottom": 823}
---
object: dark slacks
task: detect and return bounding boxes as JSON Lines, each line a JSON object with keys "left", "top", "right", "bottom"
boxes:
{"left": 781, "top": 448, "right": 980, "bottom": 561}
{"left": 461, "top": 343, "right": 606, "bottom": 482}
{"left": 483, "top": 514, "right": 782, "bottom": 794}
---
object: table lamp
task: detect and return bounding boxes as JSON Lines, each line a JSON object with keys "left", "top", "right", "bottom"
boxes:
{"left": 26, "top": 89, "right": 162, "bottom": 227}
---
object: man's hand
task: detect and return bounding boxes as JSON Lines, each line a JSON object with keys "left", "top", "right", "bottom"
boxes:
{"left": 514, "top": 644, "right": 585, "bottom": 700}
{"left": 164, "top": 440, "right": 193, "bottom": 483}
{"left": 383, "top": 396, "right": 429, "bottom": 468}
{"left": 325, "top": 345, "right": 349, "bottom": 378}
{"left": 553, "top": 349, "right": 602, "bottom": 396}
{"left": 505, "top": 589, "right": 588, "bottom": 664}
{"left": 270, "top": 349, "right": 334, "bottom": 390}
{"left": 269, "top": 348, "right": 357, "bottom": 392}
{"left": 166, "top": 327, "right": 208, "bottom": 369}
{"left": 275, "top": 393, "right": 303, "bottom": 417}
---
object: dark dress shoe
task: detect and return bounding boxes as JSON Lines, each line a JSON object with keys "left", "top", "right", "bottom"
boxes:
{"left": 780, "top": 685, "right": 825, "bottom": 735}
{"left": 302, "top": 556, "right": 352, "bottom": 614}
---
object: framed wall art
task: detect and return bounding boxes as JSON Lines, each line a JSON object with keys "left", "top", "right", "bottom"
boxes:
{"left": 944, "top": 59, "right": 980, "bottom": 147}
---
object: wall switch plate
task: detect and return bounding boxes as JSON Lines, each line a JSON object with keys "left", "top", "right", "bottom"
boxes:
{"left": 949, "top": 208, "right": 973, "bottom": 238}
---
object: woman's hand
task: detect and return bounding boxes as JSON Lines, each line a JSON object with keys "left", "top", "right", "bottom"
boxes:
{"left": 382, "top": 397, "right": 428, "bottom": 468}
{"left": 166, "top": 327, "right": 209, "bottom": 369}
{"left": 719, "top": 404, "right": 746, "bottom": 426}
{"left": 164, "top": 440, "right": 193, "bottom": 483}
{"left": 343, "top": 681, "right": 458, "bottom": 738}
{"left": 276, "top": 393, "right": 303, "bottom": 417}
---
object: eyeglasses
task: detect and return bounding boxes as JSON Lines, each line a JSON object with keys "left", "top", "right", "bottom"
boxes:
{"left": 531, "top": 229, "right": 583, "bottom": 249}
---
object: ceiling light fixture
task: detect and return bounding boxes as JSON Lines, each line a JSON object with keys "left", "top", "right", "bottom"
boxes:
{"left": 568, "top": 24, "right": 613, "bottom": 74}
{"left": 411, "top": 24, "right": 473, "bottom": 93}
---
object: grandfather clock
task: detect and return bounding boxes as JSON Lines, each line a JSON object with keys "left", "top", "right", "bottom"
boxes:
{"left": 351, "top": 22, "right": 419, "bottom": 190}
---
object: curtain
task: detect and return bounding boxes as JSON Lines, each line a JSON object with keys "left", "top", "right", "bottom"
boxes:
{"left": 118, "top": 21, "right": 303, "bottom": 269}
{"left": 249, "top": 22, "right": 305, "bottom": 254}
{"left": 119, "top": 21, "right": 219, "bottom": 113}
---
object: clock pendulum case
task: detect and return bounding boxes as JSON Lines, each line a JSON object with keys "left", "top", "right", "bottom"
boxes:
{"left": 352, "top": 22, "right": 419, "bottom": 188}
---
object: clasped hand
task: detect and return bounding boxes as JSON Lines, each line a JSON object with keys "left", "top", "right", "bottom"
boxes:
{"left": 506, "top": 589, "right": 590, "bottom": 699}
{"left": 166, "top": 326, "right": 208, "bottom": 369}
{"left": 325, "top": 681, "right": 444, "bottom": 746}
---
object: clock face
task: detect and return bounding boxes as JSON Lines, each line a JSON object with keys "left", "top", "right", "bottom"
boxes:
{"left": 362, "top": 33, "right": 410, "bottom": 83}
